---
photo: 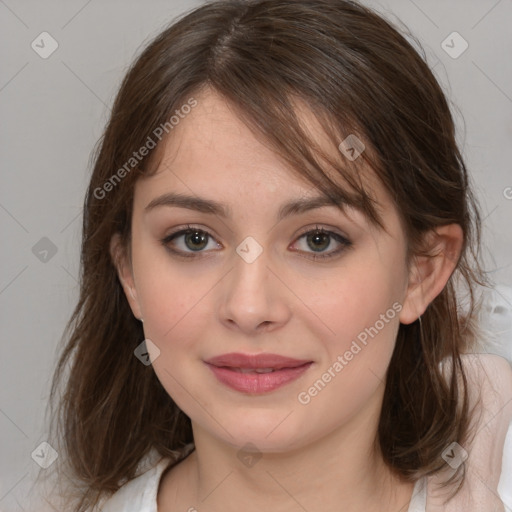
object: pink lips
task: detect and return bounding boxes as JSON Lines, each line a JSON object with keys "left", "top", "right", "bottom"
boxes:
{"left": 205, "top": 353, "right": 313, "bottom": 394}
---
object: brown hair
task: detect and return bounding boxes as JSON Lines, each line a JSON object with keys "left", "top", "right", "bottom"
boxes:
{"left": 41, "top": 0, "right": 490, "bottom": 510}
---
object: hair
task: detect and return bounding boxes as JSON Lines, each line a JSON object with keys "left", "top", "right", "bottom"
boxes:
{"left": 40, "top": 0, "right": 491, "bottom": 510}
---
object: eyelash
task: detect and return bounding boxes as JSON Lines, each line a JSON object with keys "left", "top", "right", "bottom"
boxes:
{"left": 160, "top": 224, "right": 352, "bottom": 261}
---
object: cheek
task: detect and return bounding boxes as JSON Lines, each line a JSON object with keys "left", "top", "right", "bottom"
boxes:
{"left": 296, "top": 295, "right": 399, "bottom": 434}
{"left": 297, "top": 255, "right": 403, "bottom": 401}
{"left": 135, "top": 261, "right": 211, "bottom": 410}
{"left": 132, "top": 239, "right": 212, "bottom": 341}
{"left": 305, "top": 260, "right": 402, "bottom": 346}
{"left": 139, "top": 277, "right": 208, "bottom": 350}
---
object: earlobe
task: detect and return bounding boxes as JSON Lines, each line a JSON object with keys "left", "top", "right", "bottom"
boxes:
{"left": 399, "top": 224, "right": 463, "bottom": 325}
{"left": 109, "top": 233, "right": 143, "bottom": 320}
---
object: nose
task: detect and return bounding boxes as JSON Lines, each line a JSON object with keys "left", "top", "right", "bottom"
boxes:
{"left": 218, "top": 244, "right": 292, "bottom": 335}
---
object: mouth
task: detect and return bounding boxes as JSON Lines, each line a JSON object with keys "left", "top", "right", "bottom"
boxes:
{"left": 204, "top": 353, "right": 313, "bottom": 393}
{"left": 230, "top": 367, "right": 285, "bottom": 374}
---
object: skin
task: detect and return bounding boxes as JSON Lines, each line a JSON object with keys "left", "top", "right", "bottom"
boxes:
{"left": 111, "top": 87, "right": 464, "bottom": 512}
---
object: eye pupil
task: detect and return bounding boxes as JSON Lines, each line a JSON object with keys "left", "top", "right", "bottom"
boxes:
{"left": 307, "top": 231, "right": 330, "bottom": 252}
{"left": 185, "top": 230, "right": 208, "bottom": 251}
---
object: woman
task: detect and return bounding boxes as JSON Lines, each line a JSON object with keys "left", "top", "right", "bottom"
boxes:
{"left": 42, "top": 1, "right": 512, "bottom": 510}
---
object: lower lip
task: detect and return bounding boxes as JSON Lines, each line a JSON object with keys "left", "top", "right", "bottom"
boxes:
{"left": 206, "top": 362, "right": 313, "bottom": 393}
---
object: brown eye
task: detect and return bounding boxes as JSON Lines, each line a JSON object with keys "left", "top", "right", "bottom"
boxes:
{"left": 182, "top": 230, "right": 209, "bottom": 251}
{"left": 292, "top": 227, "right": 352, "bottom": 261}
{"left": 161, "top": 226, "right": 221, "bottom": 258}
{"left": 306, "top": 231, "right": 331, "bottom": 252}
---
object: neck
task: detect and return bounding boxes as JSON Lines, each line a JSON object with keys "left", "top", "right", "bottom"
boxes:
{"left": 158, "top": 389, "right": 415, "bottom": 512}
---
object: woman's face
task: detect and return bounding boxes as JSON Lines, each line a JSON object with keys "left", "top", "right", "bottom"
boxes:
{"left": 119, "top": 88, "right": 413, "bottom": 453}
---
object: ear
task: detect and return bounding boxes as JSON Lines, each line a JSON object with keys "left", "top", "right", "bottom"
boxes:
{"left": 399, "top": 224, "right": 463, "bottom": 325}
{"left": 110, "top": 233, "right": 143, "bottom": 320}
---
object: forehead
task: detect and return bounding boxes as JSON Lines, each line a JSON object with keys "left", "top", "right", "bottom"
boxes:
{"left": 135, "top": 88, "right": 400, "bottom": 233}
{"left": 156, "top": 89, "right": 307, "bottom": 186}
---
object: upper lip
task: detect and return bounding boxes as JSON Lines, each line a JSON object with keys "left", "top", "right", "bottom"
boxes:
{"left": 205, "top": 353, "right": 312, "bottom": 370}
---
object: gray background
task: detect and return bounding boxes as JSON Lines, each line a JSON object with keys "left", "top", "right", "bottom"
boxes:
{"left": 1, "top": 0, "right": 511, "bottom": 510}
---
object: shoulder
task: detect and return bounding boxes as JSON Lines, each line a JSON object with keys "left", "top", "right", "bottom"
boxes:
{"left": 427, "top": 353, "right": 512, "bottom": 510}
{"left": 438, "top": 353, "right": 512, "bottom": 421}
{"left": 98, "top": 443, "right": 195, "bottom": 512}
{"left": 459, "top": 353, "right": 512, "bottom": 408}
{"left": 99, "top": 456, "right": 174, "bottom": 512}
{"left": 456, "top": 353, "right": 512, "bottom": 448}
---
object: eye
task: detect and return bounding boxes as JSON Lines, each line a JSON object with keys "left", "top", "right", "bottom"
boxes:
{"left": 160, "top": 224, "right": 352, "bottom": 261}
{"left": 291, "top": 226, "right": 352, "bottom": 260}
{"left": 160, "top": 225, "right": 221, "bottom": 258}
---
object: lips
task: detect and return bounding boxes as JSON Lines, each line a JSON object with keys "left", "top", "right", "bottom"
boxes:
{"left": 205, "top": 353, "right": 313, "bottom": 393}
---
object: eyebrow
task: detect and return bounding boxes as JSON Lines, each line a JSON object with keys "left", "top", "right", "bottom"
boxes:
{"left": 144, "top": 192, "right": 345, "bottom": 222}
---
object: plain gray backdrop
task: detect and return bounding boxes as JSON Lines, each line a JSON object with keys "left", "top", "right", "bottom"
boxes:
{"left": 1, "top": 0, "right": 511, "bottom": 510}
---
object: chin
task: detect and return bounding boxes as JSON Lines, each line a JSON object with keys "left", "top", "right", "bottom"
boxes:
{"left": 207, "top": 408, "right": 309, "bottom": 453}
